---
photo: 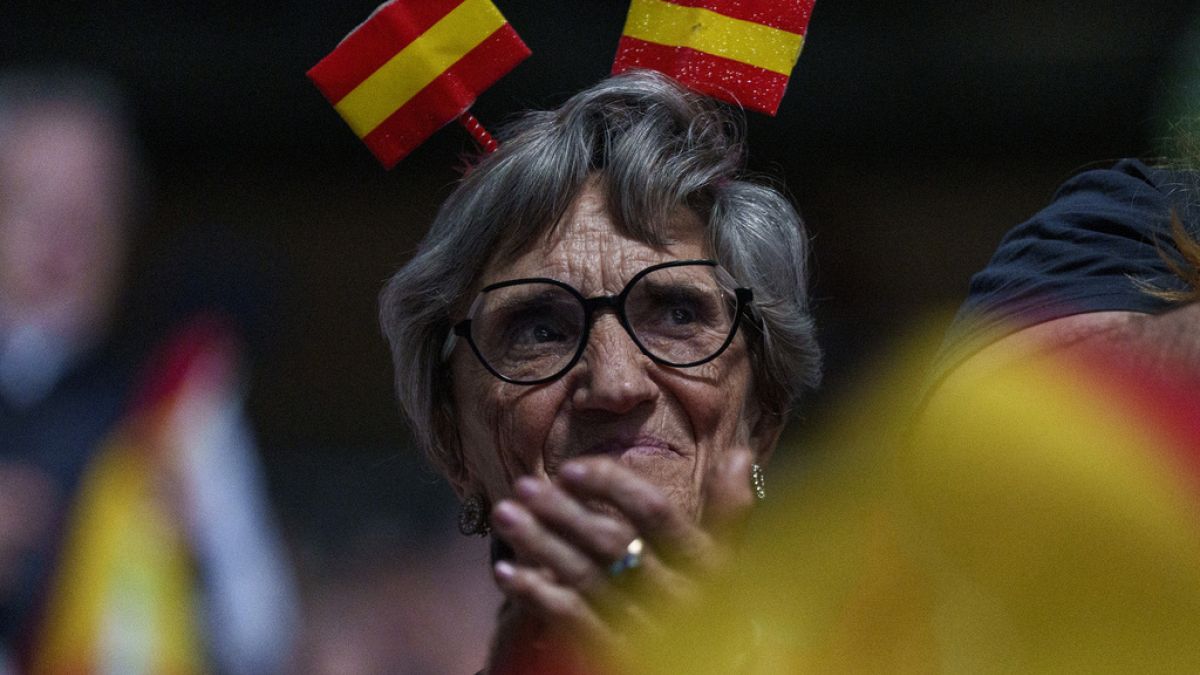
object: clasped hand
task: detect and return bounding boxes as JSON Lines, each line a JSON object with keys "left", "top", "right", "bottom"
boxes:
{"left": 489, "top": 448, "right": 756, "bottom": 661}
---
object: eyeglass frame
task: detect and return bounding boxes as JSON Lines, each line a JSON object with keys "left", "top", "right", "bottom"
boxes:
{"left": 441, "top": 258, "right": 755, "bottom": 385}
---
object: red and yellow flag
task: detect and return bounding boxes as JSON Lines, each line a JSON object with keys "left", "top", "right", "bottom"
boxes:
{"left": 624, "top": 323, "right": 1200, "bottom": 673}
{"left": 308, "top": 0, "right": 530, "bottom": 168}
{"left": 27, "top": 317, "right": 256, "bottom": 674}
{"left": 612, "top": 0, "right": 815, "bottom": 115}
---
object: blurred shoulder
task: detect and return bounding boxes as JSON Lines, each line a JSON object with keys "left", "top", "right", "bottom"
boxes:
{"left": 928, "top": 158, "right": 1200, "bottom": 392}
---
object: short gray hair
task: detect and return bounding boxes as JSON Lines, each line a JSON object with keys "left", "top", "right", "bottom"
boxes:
{"left": 380, "top": 70, "right": 821, "bottom": 482}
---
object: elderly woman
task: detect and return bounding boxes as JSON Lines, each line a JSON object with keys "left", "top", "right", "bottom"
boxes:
{"left": 380, "top": 70, "right": 821, "bottom": 671}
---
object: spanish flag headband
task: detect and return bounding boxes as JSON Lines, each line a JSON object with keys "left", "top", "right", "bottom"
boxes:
{"left": 307, "top": 0, "right": 816, "bottom": 168}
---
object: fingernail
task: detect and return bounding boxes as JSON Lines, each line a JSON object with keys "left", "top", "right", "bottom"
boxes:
{"left": 515, "top": 476, "right": 542, "bottom": 499}
{"left": 560, "top": 463, "right": 587, "bottom": 482}
{"left": 494, "top": 560, "right": 515, "bottom": 581}
{"left": 729, "top": 449, "right": 751, "bottom": 474}
{"left": 491, "top": 500, "right": 519, "bottom": 527}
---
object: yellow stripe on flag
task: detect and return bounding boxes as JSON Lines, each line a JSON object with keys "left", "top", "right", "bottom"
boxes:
{"left": 32, "top": 435, "right": 205, "bottom": 674}
{"left": 334, "top": 0, "right": 507, "bottom": 138}
{"left": 623, "top": 0, "right": 805, "bottom": 76}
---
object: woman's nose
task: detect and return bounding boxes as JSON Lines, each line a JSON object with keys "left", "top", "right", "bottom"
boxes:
{"left": 571, "top": 314, "right": 658, "bottom": 414}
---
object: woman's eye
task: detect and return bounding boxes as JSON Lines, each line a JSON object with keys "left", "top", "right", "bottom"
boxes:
{"left": 668, "top": 306, "right": 697, "bottom": 324}
{"left": 530, "top": 323, "right": 566, "bottom": 343}
{"left": 505, "top": 309, "right": 574, "bottom": 347}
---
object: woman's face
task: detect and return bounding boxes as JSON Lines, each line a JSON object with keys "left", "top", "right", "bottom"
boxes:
{"left": 449, "top": 182, "right": 776, "bottom": 519}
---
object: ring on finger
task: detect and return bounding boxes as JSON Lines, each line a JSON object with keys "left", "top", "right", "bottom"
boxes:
{"left": 607, "top": 537, "right": 645, "bottom": 578}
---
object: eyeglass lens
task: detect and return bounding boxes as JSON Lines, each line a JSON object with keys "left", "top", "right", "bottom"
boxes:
{"left": 468, "top": 264, "right": 737, "bottom": 382}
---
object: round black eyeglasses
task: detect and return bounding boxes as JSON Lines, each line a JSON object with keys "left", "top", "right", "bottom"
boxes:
{"left": 441, "top": 259, "right": 755, "bottom": 385}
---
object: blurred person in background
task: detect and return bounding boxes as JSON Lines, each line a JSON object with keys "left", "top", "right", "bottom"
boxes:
{"left": 928, "top": 157, "right": 1200, "bottom": 394}
{"left": 818, "top": 156, "right": 1200, "bottom": 671}
{"left": 0, "top": 68, "right": 139, "bottom": 670}
{"left": 0, "top": 68, "right": 297, "bottom": 674}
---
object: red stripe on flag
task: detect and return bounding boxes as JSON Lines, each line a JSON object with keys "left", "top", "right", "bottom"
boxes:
{"left": 127, "top": 314, "right": 237, "bottom": 418}
{"left": 362, "top": 24, "right": 529, "bottom": 167}
{"left": 657, "top": 0, "right": 815, "bottom": 35}
{"left": 1068, "top": 344, "right": 1200, "bottom": 487}
{"left": 307, "top": 0, "right": 468, "bottom": 104}
{"left": 612, "top": 36, "right": 790, "bottom": 115}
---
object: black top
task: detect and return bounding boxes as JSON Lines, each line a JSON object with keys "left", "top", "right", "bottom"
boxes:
{"left": 0, "top": 338, "right": 138, "bottom": 650}
{"left": 935, "top": 158, "right": 1200, "bottom": 378}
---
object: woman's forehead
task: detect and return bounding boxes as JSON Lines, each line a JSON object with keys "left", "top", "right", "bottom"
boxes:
{"left": 481, "top": 186, "right": 707, "bottom": 290}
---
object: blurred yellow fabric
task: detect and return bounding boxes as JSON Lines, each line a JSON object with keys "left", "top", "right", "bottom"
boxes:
{"left": 30, "top": 430, "right": 204, "bottom": 675}
{"left": 626, "top": 323, "right": 1200, "bottom": 673}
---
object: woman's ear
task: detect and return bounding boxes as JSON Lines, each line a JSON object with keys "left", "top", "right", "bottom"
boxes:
{"left": 443, "top": 445, "right": 484, "bottom": 502}
{"left": 446, "top": 462, "right": 476, "bottom": 500}
{"left": 433, "top": 391, "right": 476, "bottom": 499}
{"left": 748, "top": 409, "right": 785, "bottom": 467}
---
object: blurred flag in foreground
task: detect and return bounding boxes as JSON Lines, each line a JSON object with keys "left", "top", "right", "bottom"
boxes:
{"left": 308, "top": 0, "right": 531, "bottom": 168}
{"left": 620, "top": 319, "right": 1200, "bottom": 673}
{"left": 29, "top": 317, "right": 296, "bottom": 674}
{"left": 612, "top": 0, "right": 815, "bottom": 115}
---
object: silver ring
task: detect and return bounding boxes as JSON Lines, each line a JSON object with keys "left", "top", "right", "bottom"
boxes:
{"left": 607, "top": 537, "right": 645, "bottom": 578}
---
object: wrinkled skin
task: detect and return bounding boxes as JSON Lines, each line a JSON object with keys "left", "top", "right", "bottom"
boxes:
{"left": 447, "top": 181, "right": 782, "bottom": 663}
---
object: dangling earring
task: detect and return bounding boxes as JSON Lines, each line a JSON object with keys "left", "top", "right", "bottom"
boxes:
{"left": 751, "top": 464, "right": 766, "bottom": 500}
{"left": 458, "top": 494, "right": 491, "bottom": 536}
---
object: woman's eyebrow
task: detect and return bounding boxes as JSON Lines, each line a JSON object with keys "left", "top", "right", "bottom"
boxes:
{"left": 486, "top": 287, "right": 573, "bottom": 312}
{"left": 634, "top": 279, "right": 708, "bottom": 296}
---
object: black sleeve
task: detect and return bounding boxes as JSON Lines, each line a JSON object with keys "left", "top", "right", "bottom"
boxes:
{"left": 937, "top": 158, "right": 1200, "bottom": 370}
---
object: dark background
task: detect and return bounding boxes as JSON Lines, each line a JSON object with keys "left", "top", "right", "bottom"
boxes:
{"left": 6, "top": 0, "right": 1200, "bottom": 625}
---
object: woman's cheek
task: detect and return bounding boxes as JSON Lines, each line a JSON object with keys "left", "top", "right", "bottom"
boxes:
{"left": 492, "top": 388, "right": 560, "bottom": 480}
{"left": 676, "top": 360, "right": 756, "bottom": 475}
{"left": 707, "top": 354, "right": 756, "bottom": 441}
{"left": 682, "top": 382, "right": 741, "bottom": 441}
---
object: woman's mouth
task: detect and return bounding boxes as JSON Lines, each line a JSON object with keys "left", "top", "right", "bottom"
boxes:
{"left": 580, "top": 435, "right": 676, "bottom": 459}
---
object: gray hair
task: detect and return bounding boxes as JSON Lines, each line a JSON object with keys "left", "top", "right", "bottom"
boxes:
{"left": 380, "top": 70, "right": 821, "bottom": 483}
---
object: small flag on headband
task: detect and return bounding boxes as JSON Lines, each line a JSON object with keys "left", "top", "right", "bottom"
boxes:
{"left": 308, "top": 0, "right": 531, "bottom": 168}
{"left": 612, "top": 0, "right": 815, "bottom": 115}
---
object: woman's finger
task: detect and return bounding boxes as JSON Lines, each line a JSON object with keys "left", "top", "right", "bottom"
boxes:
{"left": 494, "top": 559, "right": 617, "bottom": 649}
{"left": 513, "top": 476, "right": 636, "bottom": 564}
{"left": 493, "top": 557, "right": 676, "bottom": 656}
{"left": 509, "top": 478, "right": 702, "bottom": 608}
{"left": 557, "top": 458, "right": 713, "bottom": 566}
{"left": 491, "top": 499, "right": 607, "bottom": 597}
{"left": 699, "top": 447, "right": 755, "bottom": 541}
